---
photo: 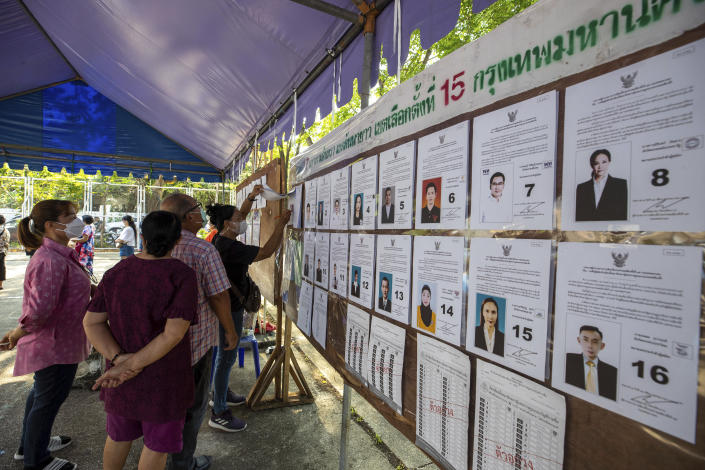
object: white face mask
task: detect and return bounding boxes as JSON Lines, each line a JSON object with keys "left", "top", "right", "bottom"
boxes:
{"left": 56, "top": 218, "right": 85, "bottom": 239}
{"left": 227, "top": 220, "right": 247, "bottom": 235}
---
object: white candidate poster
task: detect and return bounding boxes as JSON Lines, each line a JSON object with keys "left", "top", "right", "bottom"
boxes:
{"left": 348, "top": 233, "right": 376, "bottom": 310}
{"left": 416, "top": 333, "right": 470, "bottom": 470}
{"left": 329, "top": 232, "right": 349, "bottom": 297}
{"left": 330, "top": 167, "right": 350, "bottom": 230}
{"left": 314, "top": 232, "right": 330, "bottom": 289}
{"left": 561, "top": 39, "right": 705, "bottom": 232}
{"left": 465, "top": 238, "right": 552, "bottom": 380}
{"left": 411, "top": 236, "right": 465, "bottom": 346}
{"left": 316, "top": 173, "right": 331, "bottom": 229}
{"left": 302, "top": 230, "right": 316, "bottom": 284}
{"left": 552, "top": 242, "right": 701, "bottom": 443}
{"left": 416, "top": 121, "right": 469, "bottom": 230}
{"left": 296, "top": 280, "right": 314, "bottom": 336}
{"left": 375, "top": 235, "right": 412, "bottom": 325}
{"left": 367, "top": 316, "right": 406, "bottom": 415}
{"left": 378, "top": 141, "right": 415, "bottom": 229}
{"left": 473, "top": 360, "right": 565, "bottom": 470}
{"left": 287, "top": 185, "right": 302, "bottom": 228}
{"left": 345, "top": 303, "right": 370, "bottom": 385}
{"left": 350, "top": 155, "right": 378, "bottom": 230}
{"left": 470, "top": 91, "right": 557, "bottom": 230}
{"left": 304, "top": 178, "right": 317, "bottom": 229}
{"left": 250, "top": 209, "right": 261, "bottom": 247}
{"left": 311, "top": 287, "right": 328, "bottom": 349}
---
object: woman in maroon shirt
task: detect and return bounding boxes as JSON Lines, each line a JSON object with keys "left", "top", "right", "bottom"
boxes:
{"left": 83, "top": 210, "right": 198, "bottom": 470}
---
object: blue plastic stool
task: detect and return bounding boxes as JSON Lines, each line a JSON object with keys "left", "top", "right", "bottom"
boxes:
{"left": 237, "top": 333, "right": 261, "bottom": 378}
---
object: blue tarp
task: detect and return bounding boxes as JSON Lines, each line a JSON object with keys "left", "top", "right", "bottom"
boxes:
{"left": 0, "top": 81, "right": 221, "bottom": 181}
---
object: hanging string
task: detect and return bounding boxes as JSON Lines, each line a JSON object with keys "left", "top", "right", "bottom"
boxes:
{"left": 332, "top": 54, "right": 337, "bottom": 122}
{"left": 394, "top": 0, "right": 402, "bottom": 85}
{"left": 337, "top": 51, "right": 342, "bottom": 104}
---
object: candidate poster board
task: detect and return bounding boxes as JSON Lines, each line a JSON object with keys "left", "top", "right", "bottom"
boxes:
{"left": 350, "top": 155, "right": 378, "bottom": 229}
{"left": 348, "top": 233, "right": 376, "bottom": 310}
{"left": 330, "top": 167, "right": 350, "bottom": 230}
{"left": 375, "top": 234, "right": 412, "bottom": 325}
{"left": 378, "top": 141, "right": 415, "bottom": 229}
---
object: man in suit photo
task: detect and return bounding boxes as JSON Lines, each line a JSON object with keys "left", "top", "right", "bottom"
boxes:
{"left": 317, "top": 201, "right": 324, "bottom": 225}
{"left": 481, "top": 171, "right": 511, "bottom": 223}
{"left": 303, "top": 254, "right": 310, "bottom": 277}
{"left": 351, "top": 270, "right": 360, "bottom": 297}
{"left": 565, "top": 325, "right": 618, "bottom": 401}
{"left": 381, "top": 187, "right": 395, "bottom": 224}
{"left": 332, "top": 264, "right": 338, "bottom": 290}
{"left": 575, "top": 149, "right": 628, "bottom": 221}
{"left": 420, "top": 181, "right": 441, "bottom": 223}
{"left": 474, "top": 297, "right": 504, "bottom": 357}
{"left": 378, "top": 276, "right": 392, "bottom": 312}
{"left": 316, "top": 259, "right": 322, "bottom": 282}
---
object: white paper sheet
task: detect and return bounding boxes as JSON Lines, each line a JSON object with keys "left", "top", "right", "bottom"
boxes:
{"left": 250, "top": 209, "right": 261, "bottom": 247}
{"left": 312, "top": 287, "right": 328, "bottom": 349}
{"left": 314, "top": 232, "right": 330, "bottom": 289}
{"left": 465, "top": 238, "right": 552, "bottom": 380}
{"left": 302, "top": 230, "right": 316, "bottom": 284}
{"left": 348, "top": 233, "right": 376, "bottom": 310}
{"left": 416, "top": 333, "right": 470, "bottom": 470}
{"left": 470, "top": 91, "right": 557, "bottom": 230}
{"left": 287, "top": 185, "right": 302, "bottom": 228}
{"left": 304, "top": 179, "right": 317, "bottom": 229}
{"left": 416, "top": 122, "right": 469, "bottom": 230}
{"left": 261, "top": 182, "right": 286, "bottom": 201}
{"left": 561, "top": 39, "right": 705, "bottom": 231}
{"left": 329, "top": 232, "right": 349, "bottom": 297}
{"left": 473, "top": 360, "right": 565, "bottom": 470}
{"left": 412, "top": 236, "right": 466, "bottom": 346}
{"left": 297, "top": 280, "right": 314, "bottom": 336}
{"left": 367, "top": 316, "right": 406, "bottom": 414}
{"left": 330, "top": 167, "right": 350, "bottom": 230}
{"left": 552, "top": 242, "right": 701, "bottom": 443}
{"left": 375, "top": 235, "right": 412, "bottom": 324}
{"left": 316, "top": 173, "right": 331, "bottom": 229}
{"left": 350, "top": 155, "right": 378, "bottom": 229}
{"left": 345, "top": 303, "right": 370, "bottom": 384}
{"left": 378, "top": 141, "right": 415, "bottom": 229}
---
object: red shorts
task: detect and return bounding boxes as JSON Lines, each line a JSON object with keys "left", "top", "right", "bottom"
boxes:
{"left": 106, "top": 413, "right": 185, "bottom": 453}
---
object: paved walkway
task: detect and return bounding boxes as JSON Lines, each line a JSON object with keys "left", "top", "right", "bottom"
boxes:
{"left": 0, "top": 252, "right": 437, "bottom": 470}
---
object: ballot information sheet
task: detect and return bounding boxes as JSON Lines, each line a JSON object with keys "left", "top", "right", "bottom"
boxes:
{"left": 288, "top": 185, "right": 302, "bottom": 228}
{"left": 304, "top": 179, "right": 317, "bottom": 229}
{"left": 465, "top": 238, "right": 552, "bottom": 380}
{"left": 250, "top": 210, "right": 261, "bottom": 247}
{"left": 378, "top": 141, "right": 415, "bottom": 229}
{"left": 311, "top": 287, "right": 328, "bottom": 349}
{"left": 345, "top": 303, "right": 370, "bottom": 385}
{"left": 470, "top": 91, "right": 557, "bottom": 230}
{"left": 348, "top": 233, "right": 376, "bottom": 310}
{"left": 302, "top": 230, "right": 316, "bottom": 284}
{"left": 314, "top": 232, "right": 330, "bottom": 289}
{"left": 316, "top": 173, "right": 331, "bottom": 229}
{"left": 330, "top": 167, "right": 350, "bottom": 230}
{"left": 561, "top": 39, "right": 705, "bottom": 232}
{"left": 473, "top": 360, "right": 565, "bottom": 470}
{"left": 416, "top": 333, "right": 470, "bottom": 470}
{"left": 367, "top": 316, "right": 406, "bottom": 414}
{"left": 552, "top": 242, "right": 701, "bottom": 443}
{"left": 416, "top": 121, "right": 469, "bottom": 230}
{"left": 296, "top": 280, "right": 314, "bottom": 336}
{"left": 375, "top": 235, "right": 412, "bottom": 324}
{"left": 329, "top": 233, "right": 349, "bottom": 297}
{"left": 412, "top": 236, "right": 466, "bottom": 346}
{"left": 350, "top": 155, "right": 378, "bottom": 229}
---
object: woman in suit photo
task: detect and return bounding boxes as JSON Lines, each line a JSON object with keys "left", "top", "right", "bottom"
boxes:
{"left": 474, "top": 297, "right": 504, "bottom": 357}
{"left": 575, "top": 149, "right": 628, "bottom": 221}
{"left": 353, "top": 194, "right": 363, "bottom": 226}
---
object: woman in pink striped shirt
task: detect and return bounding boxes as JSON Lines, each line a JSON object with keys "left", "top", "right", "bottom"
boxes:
{"left": 0, "top": 200, "right": 92, "bottom": 470}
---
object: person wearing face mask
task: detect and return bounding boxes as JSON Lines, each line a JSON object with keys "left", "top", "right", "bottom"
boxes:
{"left": 0, "top": 214, "right": 10, "bottom": 290}
{"left": 0, "top": 200, "right": 92, "bottom": 470}
{"left": 205, "top": 191, "right": 291, "bottom": 434}
{"left": 115, "top": 215, "right": 137, "bottom": 259}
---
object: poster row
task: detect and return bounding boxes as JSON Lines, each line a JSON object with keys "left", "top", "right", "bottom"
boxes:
{"left": 294, "top": 239, "right": 701, "bottom": 446}
{"left": 286, "top": 42, "right": 705, "bottom": 233}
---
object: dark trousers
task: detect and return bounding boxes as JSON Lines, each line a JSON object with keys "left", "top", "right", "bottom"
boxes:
{"left": 20, "top": 363, "right": 78, "bottom": 468}
{"left": 169, "top": 349, "right": 213, "bottom": 470}
{"left": 0, "top": 252, "right": 6, "bottom": 281}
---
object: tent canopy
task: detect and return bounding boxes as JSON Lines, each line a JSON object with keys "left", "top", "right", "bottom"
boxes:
{"left": 1, "top": 0, "right": 474, "bottom": 178}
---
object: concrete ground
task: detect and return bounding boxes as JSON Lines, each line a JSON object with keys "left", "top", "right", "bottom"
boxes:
{"left": 0, "top": 252, "right": 437, "bottom": 470}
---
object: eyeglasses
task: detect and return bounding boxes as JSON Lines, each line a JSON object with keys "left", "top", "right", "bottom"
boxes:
{"left": 184, "top": 202, "right": 202, "bottom": 218}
